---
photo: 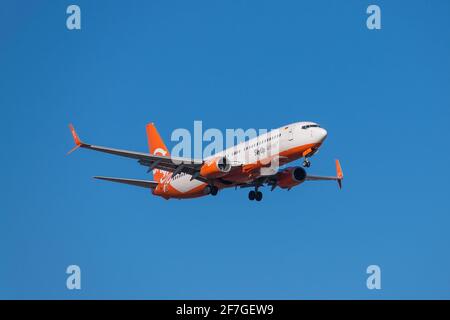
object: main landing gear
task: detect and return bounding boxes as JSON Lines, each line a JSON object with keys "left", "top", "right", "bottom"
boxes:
{"left": 248, "top": 189, "right": 263, "bottom": 201}
{"left": 302, "top": 158, "right": 311, "bottom": 168}
{"left": 209, "top": 185, "right": 219, "bottom": 196}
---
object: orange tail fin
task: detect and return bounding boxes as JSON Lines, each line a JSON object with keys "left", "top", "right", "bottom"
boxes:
{"left": 146, "top": 123, "right": 170, "bottom": 183}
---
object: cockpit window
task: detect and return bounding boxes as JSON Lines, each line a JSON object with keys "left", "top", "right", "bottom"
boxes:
{"left": 301, "top": 124, "right": 320, "bottom": 129}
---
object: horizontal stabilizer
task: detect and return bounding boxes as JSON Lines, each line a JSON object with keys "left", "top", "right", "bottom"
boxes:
{"left": 94, "top": 176, "right": 158, "bottom": 189}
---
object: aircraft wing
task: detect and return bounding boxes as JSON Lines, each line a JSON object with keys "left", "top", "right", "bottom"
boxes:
{"left": 239, "top": 160, "right": 344, "bottom": 190}
{"left": 306, "top": 175, "right": 339, "bottom": 181}
{"left": 306, "top": 160, "right": 343, "bottom": 188}
{"left": 68, "top": 124, "right": 205, "bottom": 180}
{"left": 94, "top": 176, "right": 159, "bottom": 189}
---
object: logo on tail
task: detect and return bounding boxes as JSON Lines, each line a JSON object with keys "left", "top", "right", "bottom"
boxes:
{"left": 146, "top": 123, "right": 170, "bottom": 183}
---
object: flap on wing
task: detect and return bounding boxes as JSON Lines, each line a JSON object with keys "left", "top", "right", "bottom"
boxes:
{"left": 94, "top": 176, "right": 159, "bottom": 189}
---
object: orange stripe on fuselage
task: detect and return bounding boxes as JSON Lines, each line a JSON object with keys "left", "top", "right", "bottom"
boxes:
{"left": 152, "top": 180, "right": 208, "bottom": 199}
{"left": 280, "top": 142, "right": 321, "bottom": 163}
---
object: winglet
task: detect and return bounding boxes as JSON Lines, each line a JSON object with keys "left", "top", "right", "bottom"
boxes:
{"left": 335, "top": 159, "right": 343, "bottom": 189}
{"left": 67, "top": 124, "right": 83, "bottom": 155}
{"left": 69, "top": 124, "right": 81, "bottom": 145}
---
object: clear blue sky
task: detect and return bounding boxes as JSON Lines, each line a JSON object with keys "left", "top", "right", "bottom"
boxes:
{"left": 1, "top": 0, "right": 449, "bottom": 299}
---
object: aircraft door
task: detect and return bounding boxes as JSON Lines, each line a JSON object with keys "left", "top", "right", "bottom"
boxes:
{"left": 281, "top": 126, "right": 294, "bottom": 146}
{"left": 287, "top": 126, "right": 294, "bottom": 141}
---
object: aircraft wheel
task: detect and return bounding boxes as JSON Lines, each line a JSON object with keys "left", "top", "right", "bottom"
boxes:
{"left": 248, "top": 190, "right": 255, "bottom": 201}
{"left": 303, "top": 159, "right": 311, "bottom": 168}
{"left": 255, "top": 191, "right": 263, "bottom": 201}
{"left": 210, "top": 186, "right": 219, "bottom": 196}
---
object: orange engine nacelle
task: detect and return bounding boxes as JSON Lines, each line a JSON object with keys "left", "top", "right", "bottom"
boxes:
{"left": 277, "top": 167, "right": 307, "bottom": 189}
{"left": 200, "top": 156, "right": 232, "bottom": 179}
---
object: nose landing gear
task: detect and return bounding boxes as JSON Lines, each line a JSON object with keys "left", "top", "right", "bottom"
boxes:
{"left": 248, "top": 190, "right": 263, "bottom": 201}
{"left": 302, "top": 158, "right": 311, "bottom": 168}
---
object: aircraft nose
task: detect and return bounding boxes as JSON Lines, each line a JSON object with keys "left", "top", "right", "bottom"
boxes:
{"left": 316, "top": 128, "right": 327, "bottom": 142}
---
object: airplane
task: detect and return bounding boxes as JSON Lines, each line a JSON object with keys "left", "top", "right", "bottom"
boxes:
{"left": 68, "top": 122, "right": 343, "bottom": 201}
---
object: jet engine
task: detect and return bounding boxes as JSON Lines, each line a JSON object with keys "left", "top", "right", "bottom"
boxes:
{"left": 200, "top": 156, "right": 232, "bottom": 178}
{"left": 276, "top": 167, "right": 307, "bottom": 189}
